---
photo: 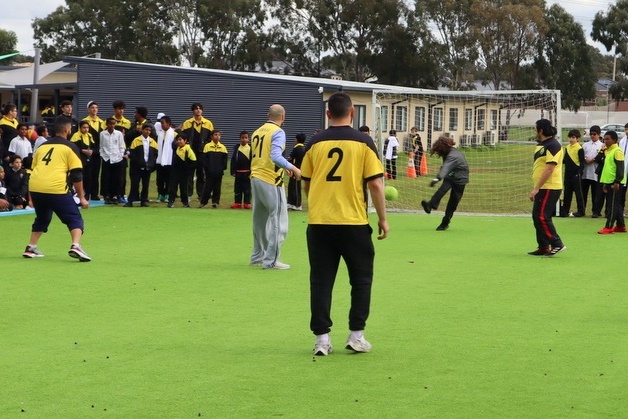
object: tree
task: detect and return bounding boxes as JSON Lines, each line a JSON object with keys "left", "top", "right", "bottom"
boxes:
{"left": 591, "top": 0, "right": 628, "bottom": 56}
{"left": 0, "top": 28, "right": 18, "bottom": 63}
{"left": 270, "top": 0, "right": 409, "bottom": 82}
{"left": 474, "top": 0, "right": 547, "bottom": 90}
{"left": 415, "top": 0, "right": 478, "bottom": 90}
{"left": 534, "top": 4, "right": 596, "bottom": 111}
{"left": 32, "top": 0, "right": 179, "bottom": 64}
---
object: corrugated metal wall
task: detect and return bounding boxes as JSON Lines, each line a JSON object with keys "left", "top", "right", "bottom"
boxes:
{"left": 74, "top": 60, "right": 323, "bottom": 152}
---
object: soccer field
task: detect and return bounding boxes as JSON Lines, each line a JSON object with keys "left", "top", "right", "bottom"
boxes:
{"left": 1, "top": 207, "right": 627, "bottom": 417}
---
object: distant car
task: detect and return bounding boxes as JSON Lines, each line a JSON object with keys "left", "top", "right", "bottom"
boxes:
{"left": 600, "top": 123, "right": 626, "bottom": 139}
{"left": 583, "top": 123, "right": 626, "bottom": 142}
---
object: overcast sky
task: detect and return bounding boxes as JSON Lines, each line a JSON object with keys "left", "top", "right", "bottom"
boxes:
{"left": 1, "top": 0, "right": 618, "bottom": 58}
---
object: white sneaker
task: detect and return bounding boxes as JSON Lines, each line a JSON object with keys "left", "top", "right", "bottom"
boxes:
{"left": 23, "top": 245, "right": 45, "bottom": 258}
{"left": 68, "top": 245, "right": 92, "bottom": 262}
{"left": 345, "top": 335, "right": 371, "bottom": 353}
{"left": 314, "top": 342, "right": 333, "bottom": 356}
{"left": 262, "top": 261, "right": 290, "bottom": 270}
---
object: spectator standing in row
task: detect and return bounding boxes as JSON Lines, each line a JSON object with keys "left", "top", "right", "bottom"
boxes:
{"left": 200, "top": 130, "right": 228, "bottom": 208}
{"left": 33, "top": 126, "right": 49, "bottom": 153}
{"left": 54, "top": 100, "right": 78, "bottom": 136}
{"left": 8, "top": 124, "right": 33, "bottom": 168}
{"left": 0, "top": 104, "right": 19, "bottom": 154}
{"left": 0, "top": 165, "right": 12, "bottom": 211}
{"left": 411, "top": 127, "right": 424, "bottom": 176}
{"left": 83, "top": 101, "right": 106, "bottom": 200}
{"left": 560, "top": 129, "right": 585, "bottom": 217}
{"left": 384, "top": 129, "right": 399, "bottom": 179}
{"left": 582, "top": 125, "right": 604, "bottom": 218}
{"left": 5, "top": 155, "right": 29, "bottom": 209}
{"left": 181, "top": 103, "right": 213, "bottom": 200}
{"left": 112, "top": 100, "right": 132, "bottom": 204}
{"left": 168, "top": 132, "right": 196, "bottom": 208}
{"left": 287, "top": 133, "right": 306, "bottom": 210}
{"left": 230, "top": 130, "right": 252, "bottom": 209}
{"left": 124, "top": 124, "right": 158, "bottom": 207}
{"left": 596, "top": 130, "right": 626, "bottom": 234}
{"left": 70, "top": 121, "right": 95, "bottom": 200}
{"left": 156, "top": 115, "right": 175, "bottom": 202}
{"left": 100, "top": 118, "right": 127, "bottom": 204}
{"left": 620, "top": 124, "right": 628, "bottom": 212}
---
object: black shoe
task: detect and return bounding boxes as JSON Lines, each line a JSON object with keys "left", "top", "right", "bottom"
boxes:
{"left": 592, "top": 213, "right": 600, "bottom": 218}
{"left": 544, "top": 245, "right": 566, "bottom": 257}
{"left": 123, "top": 202, "right": 133, "bottom": 207}
{"left": 104, "top": 198, "right": 114, "bottom": 205}
{"left": 527, "top": 248, "right": 549, "bottom": 256}
{"left": 183, "top": 203, "right": 190, "bottom": 208}
{"left": 167, "top": 202, "right": 174, "bottom": 208}
{"left": 90, "top": 195, "right": 100, "bottom": 201}
{"left": 421, "top": 200, "right": 432, "bottom": 214}
{"left": 436, "top": 224, "right": 449, "bottom": 231}
{"left": 572, "top": 212, "right": 584, "bottom": 217}
{"left": 140, "top": 201, "right": 149, "bottom": 207}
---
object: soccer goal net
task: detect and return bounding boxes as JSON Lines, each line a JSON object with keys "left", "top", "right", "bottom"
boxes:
{"left": 373, "top": 89, "right": 561, "bottom": 215}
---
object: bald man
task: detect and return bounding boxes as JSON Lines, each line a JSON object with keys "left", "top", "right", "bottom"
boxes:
{"left": 249, "top": 105, "right": 301, "bottom": 270}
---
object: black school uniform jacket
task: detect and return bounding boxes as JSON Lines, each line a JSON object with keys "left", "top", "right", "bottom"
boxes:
{"left": 128, "top": 136, "right": 158, "bottom": 171}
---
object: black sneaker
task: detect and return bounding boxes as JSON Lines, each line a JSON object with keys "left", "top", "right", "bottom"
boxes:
{"left": 544, "top": 245, "right": 566, "bottom": 257}
{"left": 527, "top": 248, "right": 549, "bottom": 256}
{"left": 436, "top": 224, "right": 449, "bottom": 231}
{"left": 572, "top": 212, "right": 584, "bottom": 217}
{"left": 167, "top": 202, "right": 174, "bottom": 208}
{"left": 421, "top": 200, "right": 432, "bottom": 214}
{"left": 592, "top": 213, "right": 600, "bottom": 218}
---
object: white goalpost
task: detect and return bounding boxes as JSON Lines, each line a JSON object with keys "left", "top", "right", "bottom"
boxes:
{"left": 372, "top": 88, "right": 561, "bottom": 215}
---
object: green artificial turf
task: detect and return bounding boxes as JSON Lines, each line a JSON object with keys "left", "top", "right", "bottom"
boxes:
{"left": 1, "top": 206, "right": 627, "bottom": 417}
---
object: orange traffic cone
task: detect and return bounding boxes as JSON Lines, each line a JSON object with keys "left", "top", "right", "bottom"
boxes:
{"left": 419, "top": 153, "right": 428, "bottom": 176}
{"left": 406, "top": 152, "right": 417, "bottom": 178}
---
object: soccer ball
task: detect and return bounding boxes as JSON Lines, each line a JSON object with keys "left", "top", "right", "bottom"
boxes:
{"left": 384, "top": 185, "right": 398, "bottom": 201}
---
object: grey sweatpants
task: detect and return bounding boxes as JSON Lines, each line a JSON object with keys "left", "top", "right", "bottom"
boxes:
{"left": 250, "top": 177, "right": 289, "bottom": 268}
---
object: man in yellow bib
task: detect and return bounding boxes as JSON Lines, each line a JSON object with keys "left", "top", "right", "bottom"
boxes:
{"left": 301, "top": 92, "right": 389, "bottom": 355}
{"left": 249, "top": 104, "right": 301, "bottom": 270}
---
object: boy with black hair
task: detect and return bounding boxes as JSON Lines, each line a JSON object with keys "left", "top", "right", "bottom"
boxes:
{"left": 200, "top": 130, "right": 228, "bottom": 208}
{"left": 168, "top": 132, "right": 197, "bottom": 208}
{"left": 8, "top": 123, "right": 33, "bottom": 163}
{"left": 582, "top": 125, "right": 604, "bottom": 217}
{"left": 1, "top": 104, "right": 18, "bottom": 152}
{"left": 560, "top": 129, "right": 585, "bottom": 217}
{"left": 596, "top": 130, "right": 626, "bottom": 234}
{"left": 124, "top": 124, "right": 158, "bottom": 207}
{"left": 5, "top": 155, "right": 29, "bottom": 209}
{"left": 0, "top": 165, "right": 13, "bottom": 211}
{"left": 83, "top": 101, "right": 106, "bottom": 200}
{"left": 70, "top": 120, "right": 95, "bottom": 200}
{"left": 156, "top": 115, "right": 175, "bottom": 202}
{"left": 230, "top": 130, "right": 252, "bottom": 209}
{"left": 100, "top": 117, "right": 127, "bottom": 204}
{"left": 54, "top": 100, "right": 78, "bottom": 136}
{"left": 181, "top": 102, "right": 214, "bottom": 199}
{"left": 287, "top": 133, "right": 306, "bottom": 210}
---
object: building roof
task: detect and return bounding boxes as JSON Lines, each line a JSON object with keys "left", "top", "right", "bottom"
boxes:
{"left": 63, "top": 56, "right": 424, "bottom": 94}
{"left": 0, "top": 61, "right": 72, "bottom": 89}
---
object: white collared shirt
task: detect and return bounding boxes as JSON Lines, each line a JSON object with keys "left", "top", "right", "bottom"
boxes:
{"left": 142, "top": 135, "right": 150, "bottom": 163}
{"left": 100, "top": 129, "right": 126, "bottom": 164}
{"left": 156, "top": 127, "right": 175, "bottom": 166}
{"left": 8, "top": 136, "right": 32, "bottom": 158}
{"left": 582, "top": 139, "right": 603, "bottom": 181}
